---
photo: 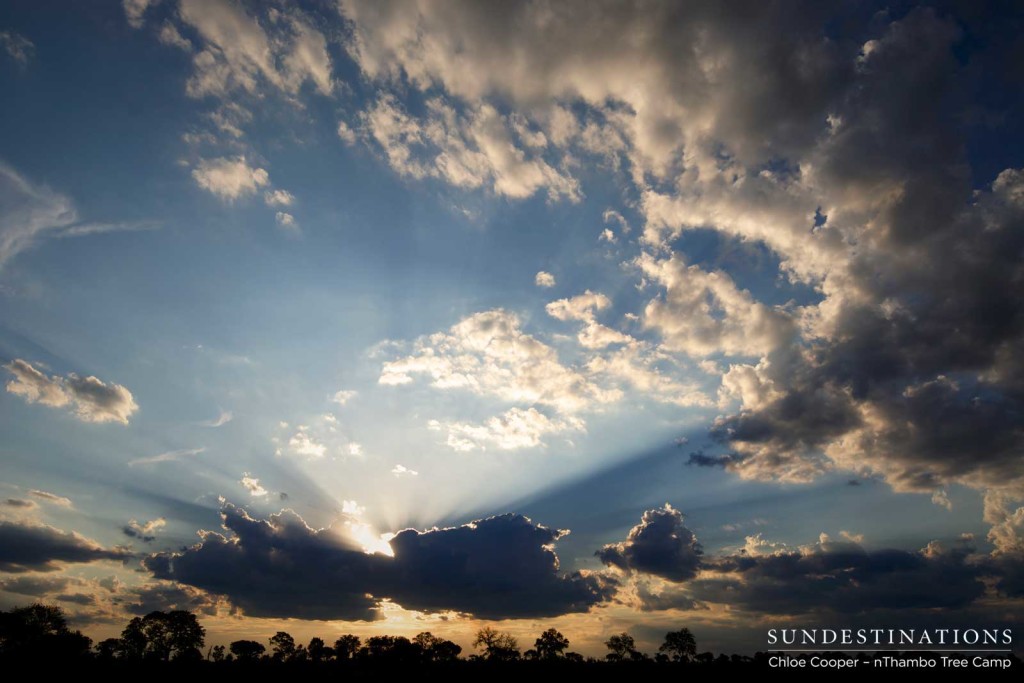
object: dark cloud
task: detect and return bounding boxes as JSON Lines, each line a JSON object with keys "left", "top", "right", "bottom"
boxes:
{"left": 146, "top": 504, "right": 614, "bottom": 620}
{"left": 693, "top": 538, "right": 986, "bottom": 616}
{"left": 597, "top": 504, "right": 702, "bottom": 582}
{"left": 1, "top": 498, "right": 36, "bottom": 509}
{"left": 0, "top": 520, "right": 131, "bottom": 572}
{"left": 118, "top": 582, "right": 226, "bottom": 617}
{"left": 0, "top": 575, "right": 75, "bottom": 596}
{"left": 600, "top": 506, "right": 1024, "bottom": 618}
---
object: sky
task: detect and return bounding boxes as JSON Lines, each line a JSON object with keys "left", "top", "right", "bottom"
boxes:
{"left": 1, "top": 0, "right": 1023, "bottom": 657}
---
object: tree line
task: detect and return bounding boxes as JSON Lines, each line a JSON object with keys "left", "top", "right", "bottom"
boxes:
{"left": 0, "top": 603, "right": 702, "bottom": 665}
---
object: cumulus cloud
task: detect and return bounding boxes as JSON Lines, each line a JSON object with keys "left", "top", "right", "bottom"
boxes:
{"left": 0, "top": 520, "right": 130, "bottom": 572}
{"left": 331, "top": 389, "right": 358, "bottom": 405}
{"left": 122, "top": 0, "right": 155, "bottom": 29}
{"left": 391, "top": 464, "right": 418, "bottom": 477}
{"left": 429, "top": 407, "right": 584, "bottom": 452}
{"left": 535, "top": 271, "right": 556, "bottom": 287}
{"left": 177, "top": 0, "right": 334, "bottom": 98}
{"left": 335, "top": 0, "right": 1024, "bottom": 507}
{"left": 146, "top": 503, "right": 614, "bottom": 620}
{"left": 0, "top": 30, "right": 34, "bottom": 64}
{"left": 358, "top": 94, "right": 580, "bottom": 201}
{"left": 379, "top": 309, "right": 619, "bottom": 413}
{"left": 240, "top": 474, "right": 268, "bottom": 497}
{"left": 191, "top": 156, "right": 269, "bottom": 201}
{"left": 4, "top": 359, "right": 139, "bottom": 425}
{"left": 274, "top": 211, "right": 298, "bottom": 232}
{"left": 597, "top": 504, "right": 703, "bottom": 582}
{"left": 263, "top": 189, "right": 294, "bottom": 207}
{"left": 123, "top": 518, "right": 167, "bottom": 543}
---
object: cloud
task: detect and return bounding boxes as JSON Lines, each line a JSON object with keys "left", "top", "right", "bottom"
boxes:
{"left": 692, "top": 536, "right": 988, "bottom": 615}
{"left": 176, "top": 0, "right": 333, "bottom": 98}
{"left": 191, "top": 156, "right": 269, "bottom": 201}
{"left": 0, "top": 162, "right": 155, "bottom": 270}
{"left": 597, "top": 504, "right": 703, "bottom": 582}
{"left": 429, "top": 407, "right": 584, "bottom": 452}
{"left": 158, "top": 22, "right": 192, "bottom": 51}
{"left": 331, "top": 389, "right": 358, "bottom": 405}
{"left": 129, "top": 447, "right": 205, "bottom": 466}
{"left": 379, "top": 309, "right": 619, "bottom": 414}
{"left": 27, "top": 490, "right": 72, "bottom": 508}
{"left": 202, "top": 409, "right": 233, "bottom": 427}
{"left": 146, "top": 503, "right": 614, "bottom": 620}
{"left": 358, "top": 94, "right": 580, "bottom": 201}
{"left": 334, "top": 2, "right": 1024, "bottom": 505}
{"left": 0, "top": 30, "right": 34, "bottom": 64}
{"left": 240, "top": 474, "right": 268, "bottom": 497}
{"left": 545, "top": 290, "right": 610, "bottom": 323}
{"left": 123, "top": 517, "right": 167, "bottom": 543}
{"left": 391, "top": 464, "right": 418, "bottom": 477}
{"left": 0, "top": 520, "right": 130, "bottom": 573}
{"left": 535, "top": 271, "right": 556, "bottom": 288}
{"left": 2, "top": 498, "right": 36, "bottom": 510}
{"left": 4, "top": 359, "right": 139, "bottom": 425}
{"left": 264, "top": 189, "right": 294, "bottom": 207}
{"left": 274, "top": 211, "right": 298, "bottom": 231}
{"left": 122, "top": 0, "right": 155, "bottom": 29}
{"left": 637, "top": 253, "right": 795, "bottom": 358}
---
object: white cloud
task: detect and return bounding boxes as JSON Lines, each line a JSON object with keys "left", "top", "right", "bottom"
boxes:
{"left": 177, "top": 0, "right": 334, "bottom": 98}
{"left": 360, "top": 94, "right": 580, "bottom": 201}
{"left": 347, "top": 442, "right": 364, "bottom": 457}
{"left": 289, "top": 431, "right": 326, "bottom": 459}
{"left": 331, "top": 390, "right": 358, "bottom": 405}
{"left": 202, "top": 409, "right": 233, "bottom": 427}
{"left": 28, "top": 490, "right": 72, "bottom": 508}
{"left": 535, "top": 271, "right": 556, "bottom": 288}
{"left": 379, "top": 309, "right": 619, "bottom": 413}
{"left": 264, "top": 189, "right": 295, "bottom": 207}
{"left": 391, "top": 464, "right": 418, "bottom": 477}
{"left": 337, "top": 121, "right": 357, "bottom": 144}
{"left": 599, "top": 228, "right": 617, "bottom": 244}
{"left": 638, "top": 252, "right": 794, "bottom": 358}
{"left": 5, "top": 359, "right": 139, "bottom": 425}
{"left": 129, "top": 447, "right": 206, "bottom": 466}
{"left": 125, "top": 517, "right": 166, "bottom": 538}
{"left": 191, "top": 156, "right": 269, "bottom": 201}
{"left": 122, "top": 0, "right": 155, "bottom": 29}
{"left": 158, "top": 22, "right": 192, "bottom": 51}
{"left": 545, "top": 290, "right": 611, "bottom": 322}
{"left": 240, "top": 473, "right": 268, "bottom": 497}
{"left": 275, "top": 212, "right": 299, "bottom": 231}
{"left": 0, "top": 30, "right": 34, "bottom": 64}
{"left": 434, "top": 407, "right": 584, "bottom": 452}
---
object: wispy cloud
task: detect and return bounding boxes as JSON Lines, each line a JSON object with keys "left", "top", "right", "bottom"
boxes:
{"left": 201, "top": 410, "right": 233, "bottom": 428}
{"left": 129, "top": 447, "right": 206, "bottom": 467}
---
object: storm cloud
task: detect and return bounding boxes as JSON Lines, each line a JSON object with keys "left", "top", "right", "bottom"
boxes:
{"left": 0, "top": 520, "right": 131, "bottom": 573}
{"left": 146, "top": 503, "right": 615, "bottom": 620}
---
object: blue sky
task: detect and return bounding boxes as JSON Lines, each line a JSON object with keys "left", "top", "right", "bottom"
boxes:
{"left": 1, "top": 0, "right": 1022, "bottom": 656}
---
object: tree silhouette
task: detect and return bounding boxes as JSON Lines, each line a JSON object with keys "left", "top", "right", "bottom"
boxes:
{"left": 229, "top": 639, "right": 265, "bottom": 662}
{"left": 473, "top": 627, "right": 520, "bottom": 662}
{"left": 361, "top": 635, "right": 421, "bottom": 664}
{"left": 210, "top": 644, "right": 225, "bottom": 662}
{"left": 307, "top": 637, "right": 327, "bottom": 662}
{"left": 414, "top": 631, "right": 462, "bottom": 662}
{"left": 116, "top": 610, "right": 205, "bottom": 661}
{"left": 605, "top": 632, "right": 644, "bottom": 662}
{"left": 0, "top": 604, "right": 92, "bottom": 660}
{"left": 269, "top": 631, "right": 296, "bottom": 661}
{"left": 659, "top": 628, "right": 696, "bottom": 663}
{"left": 534, "top": 628, "right": 569, "bottom": 660}
{"left": 333, "top": 634, "right": 360, "bottom": 660}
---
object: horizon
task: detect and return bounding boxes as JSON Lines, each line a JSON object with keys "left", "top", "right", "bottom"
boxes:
{"left": 1, "top": 0, "right": 1023, "bottom": 663}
